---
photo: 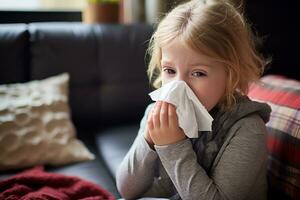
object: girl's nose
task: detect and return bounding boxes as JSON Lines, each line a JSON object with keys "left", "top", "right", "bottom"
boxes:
{"left": 175, "top": 74, "right": 186, "bottom": 82}
{"left": 175, "top": 75, "right": 192, "bottom": 88}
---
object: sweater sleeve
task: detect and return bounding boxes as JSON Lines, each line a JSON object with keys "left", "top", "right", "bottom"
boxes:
{"left": 116, "top": 104, "right": 171, "bottom": 199}
{"left": 155, "top": 115, "right": 267, "bottom": 200}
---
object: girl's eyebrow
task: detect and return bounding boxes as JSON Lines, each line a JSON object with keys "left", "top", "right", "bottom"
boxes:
{"left": 161, "top": 60, "right": 212, "bottom": 68}
{"left": 189, "top": 62, "right": 209, "bottom": 67}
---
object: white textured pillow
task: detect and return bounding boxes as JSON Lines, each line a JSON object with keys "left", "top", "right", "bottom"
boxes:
{"left": 0, "top": 73, "right": 95, "bottom": 170}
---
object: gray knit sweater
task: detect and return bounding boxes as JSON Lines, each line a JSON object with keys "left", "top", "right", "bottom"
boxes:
{"left": 116, "top": 96, "right": 271, "bottom": 200}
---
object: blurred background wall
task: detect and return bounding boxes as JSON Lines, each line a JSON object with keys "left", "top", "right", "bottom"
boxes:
{"left": 0, "top": 0, "right": 188, "bottom": 24}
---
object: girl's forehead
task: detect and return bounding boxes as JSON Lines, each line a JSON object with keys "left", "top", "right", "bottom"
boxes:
{"left": 161, "top": 38, "right": 210, "bottom": 56}
{"left": 161, "top": 40, "right": 216, "bottom": 62}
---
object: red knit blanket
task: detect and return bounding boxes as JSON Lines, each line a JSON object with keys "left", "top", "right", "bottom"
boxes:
{"left": 0, "top": 166, "right": 116, "bottom": 200}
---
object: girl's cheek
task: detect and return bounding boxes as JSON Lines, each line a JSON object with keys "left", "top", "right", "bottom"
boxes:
{"left": 161, "top": 77, "right": 171, "bottom": 85}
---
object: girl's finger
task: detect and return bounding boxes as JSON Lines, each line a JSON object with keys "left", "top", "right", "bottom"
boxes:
{"left": 147, "top": 110, "right": 154, "bottom": 130}
{"left": 153, "top": 101, "right": 162, "bottom": 128}
{"left": 160, "top": 101, "right": 169, "bottom": 127}
{"left": 168, "top": 103, "right": 178, "bottom": 126}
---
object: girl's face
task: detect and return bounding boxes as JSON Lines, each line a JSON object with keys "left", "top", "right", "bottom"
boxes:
{"left": 161, "top": 39, "right": 227, "bottom": 111}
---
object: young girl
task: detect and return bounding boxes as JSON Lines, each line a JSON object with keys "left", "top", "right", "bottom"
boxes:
{"left": 116, "top": 0, "right": 271, "bottom": 199}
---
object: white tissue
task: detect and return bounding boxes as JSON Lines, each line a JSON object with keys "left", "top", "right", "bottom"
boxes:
{"left": 149, "top": 80, "right": 213, "bottom": 138}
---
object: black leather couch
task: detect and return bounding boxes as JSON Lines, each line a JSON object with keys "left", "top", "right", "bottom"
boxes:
{"left": 0, "top": 7, "right": 299, "bottom": 198}
{"left": 0, "top": 22, "right": 153, "bottom": 198}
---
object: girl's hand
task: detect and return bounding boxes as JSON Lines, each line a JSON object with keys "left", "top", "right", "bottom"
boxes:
{"left": 144, "top": 124, "right": 155, "bottom": 149}
{"left": 147, "top": 101, "right": 186, "bottom": 146}
{"left": 144, "top": 108, "right": 155, "bottom": 148}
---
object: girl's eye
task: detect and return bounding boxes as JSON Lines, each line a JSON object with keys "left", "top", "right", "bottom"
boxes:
{"left": 163, "top": 68, "right": 176, "bottom": 75}
{"left": 192, "top": 71, "right": 207, "bottom": 77}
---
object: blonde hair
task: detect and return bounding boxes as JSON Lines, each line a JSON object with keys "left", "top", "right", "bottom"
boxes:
{"left": 147, "top": 0, "right": 268, "bottom": 110}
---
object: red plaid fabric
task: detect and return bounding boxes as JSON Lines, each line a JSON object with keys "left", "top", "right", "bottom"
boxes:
{"left": 248, "top": 75, "right": 300, "bottom": 200}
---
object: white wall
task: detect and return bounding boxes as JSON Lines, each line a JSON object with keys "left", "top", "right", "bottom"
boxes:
{"left": 0, "top": 0, "right": 86, "bottom": 11}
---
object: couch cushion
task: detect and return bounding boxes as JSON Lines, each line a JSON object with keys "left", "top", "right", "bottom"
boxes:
{"left": 0, "top": 24, "right": 29, "bottom": 84}
{"left": 29, "top": 23, "right": 153, "bottom": 126}
{"left": 28, "top": 23, "right": 100, "bottom": 123}
{"left": 95, "top": 124, "right": 139, "bottom": 177}
{"left": 248, "top": 75, "right": 300, "bottom": 199}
